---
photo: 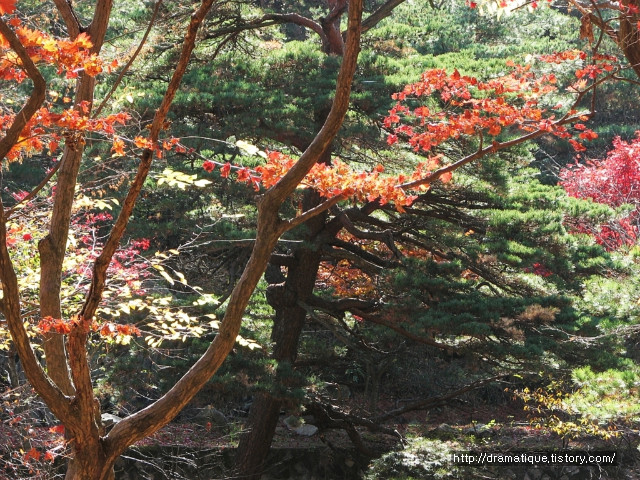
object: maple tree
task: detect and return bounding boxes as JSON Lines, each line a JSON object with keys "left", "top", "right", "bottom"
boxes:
{"left": 560, "top": 132, "right": 640, "bottom": 249}
{"left": 219, "top": 39, "right": 618, "bottom": 478}
{"left": 201, "top": 4, "right": 640, "bottom": 478}
{"left": 198, "top": 51, "right": 612, "bottom": 208}
{"left": 469, "top": 0, "right": 640, "bottom": 82}
{"left": 0, "top": 1, "right": 366, "bottom": 478}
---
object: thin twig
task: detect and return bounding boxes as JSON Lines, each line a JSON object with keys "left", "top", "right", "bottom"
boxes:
{"left": 281, "top": 194, "right": 346, "bottom": 233}
{"left": 93, "top": 0, "right": 163, "bottom": 118}
{"left": 5, "top": 162, "right": 61, "bottom": 218}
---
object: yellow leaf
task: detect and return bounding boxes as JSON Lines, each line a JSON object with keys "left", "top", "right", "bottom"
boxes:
{"left": 158, "top": 270, "right": 174, "bottom": 285}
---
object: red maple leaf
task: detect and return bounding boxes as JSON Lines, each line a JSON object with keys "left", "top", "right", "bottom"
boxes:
{"left": 49, "top": 424, "right": 65, "bottom": 435}
{"left": 23, "top": 447, "right": 41, "bottom": 463}
{"left": 560, "top": 131, "right": 640, "bottom": 249}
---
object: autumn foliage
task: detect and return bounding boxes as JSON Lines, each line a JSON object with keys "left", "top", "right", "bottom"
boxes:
{"left": 0, "top": 23, "right": 102, "bottom": 80}
{"left": 37, "top": 315, "right": 141, "bottom": 338}
{"left": 1, "top": 0, "right": 637, "bottom": 476}
{"left": 384, "top": 58, "right": 605, "bottom": 155}
{"left": 0, "top": 0, "right": 14, "bottom": 16}
{"left": 203, "top": 55, "right": 608, "bottom": 212}
{"left": 560, "top": 132, "right": 640, "bottom": 249}
{"left": 0, "top": 16, "right": 130, "bottom": 161}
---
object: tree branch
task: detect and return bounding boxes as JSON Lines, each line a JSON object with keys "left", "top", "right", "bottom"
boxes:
{"left": 44, "top": 0, "right": 117, "bottom": 437}
{"left": 281, "top": 194, "right": 346, "bottom": 233}
{"left": 360, "top": 0, "right": 407, "bottom": 34}
{"left": 104, "top": 0, "right": 364, "bottom": 459}
{"left": 0, "top": 199, "right": 71, "bottom": 427}
{"left": 86, "top": 0, "right": 114, "bottom": 53}
{"left": 397, "top": 113, "right": 592, "bottom": 191}
{"left": 5, "top": 162, "right": 61, "bottom": 219}
{"left": 93, "top": 0, "right": 162, "bottom": 118}
{"left": 0, "top": 19, "right": 76, "bottom": 425}
{"left": 52, "top": 0, "right": 83, "bottom": 38}
{"left": 264, "top": 12, "right": 327, "bottom": 42}
{"left": 322, "top": 244, "right": 386, "bottom": 276}
{"left": 352, "top": 307, "right": 457, "bottom": 353}
{"left": 372, "top": 375, "right": 505, "bottom": 422}
{"left": 322, "top": 0, "right": 348, "bottom": 54}
{"left": 336, "top": 211, "right": 402, "bottom": 257}
{"left": 306, "top": 294, "right": 378, "bottom": 313}
{"left": 0, "top": 20, "right": 46, "bottom": 161}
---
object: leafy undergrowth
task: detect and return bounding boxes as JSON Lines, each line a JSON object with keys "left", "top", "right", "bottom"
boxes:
{"left": 137, "top": 399, "right": 640, "bottom": 468}
{"left": 2, "top": 391, "right": 639, "bottom": 479}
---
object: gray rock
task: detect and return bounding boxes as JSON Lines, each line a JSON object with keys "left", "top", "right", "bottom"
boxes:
{"left": 293, "top": 424, "right": 318, "bottom": 436}
{"left": 435, "top": 423, "right": 457, "bottom": 433}
{"left": 284, "top": 415, "right": 318, "bottom": 436}
{"left": 284, "top": 415, "right": 303, "bottom": 429}
{"left": 463, "top": 423, "right": 493, "bottom": 437}
{"left": 194, "top": 405, "right": 228, "bottom": 427}
{"left": 101, "top": 413, "right": 122, "bottom": 428}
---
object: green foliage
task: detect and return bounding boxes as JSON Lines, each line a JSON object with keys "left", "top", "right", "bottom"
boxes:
{"left": 516, "top": 368, "right": 640, "bottom": 442}
{"left": 578, "top": 275, "right": 640, "bottom": 324}
{"left": 369, "top": 0, "right": 580, "bottom": 58}
{"left": 5, "top": 1, "right": 640, "bottom": 469}
{"left": 365, "top": 438, "right": 461, "bottom": 480}
{"left": 382, "top": 160, "right": 623, "bottom": 365}
{"left": 569, "top": 366, "right": 640, "bottom": 422}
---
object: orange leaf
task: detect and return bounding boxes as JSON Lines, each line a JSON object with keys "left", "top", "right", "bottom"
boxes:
{"left": 488, "top": 124, "right": 501, "bottom": 136}
{"left": 111, "top": 137, "right": 125, "bottom": 157}
{"left": 100, "top": 323, "right": 114, "bottom": 336}
{"left": 24, "top": 447, "right": 40, "bottom": 463}
{"left": 133, "top": 136, "right": 153, "bottom": 149}
{"left": 0, "top": 0, "right": 16, "bottom": 15}
{"left": 48, "top": 425, "right": 65, "bottom": 435}
{"left": 74, "top": 32, "right": 93, "bottom": 50}
{"left": 236, "top": 167, "right": 251, "bottom": 183}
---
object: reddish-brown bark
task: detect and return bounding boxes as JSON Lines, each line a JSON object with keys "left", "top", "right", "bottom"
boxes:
{"left": 0, "top": 0, "right": 364, "bottom": 478}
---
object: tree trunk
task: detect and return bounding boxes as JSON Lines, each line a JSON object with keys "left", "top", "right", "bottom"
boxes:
{"left": 39, "top": 146, "right": 85, "bottom": 397}
{"left": 235, "top": 188, "right": 327, "bottom": 479}
{"left": 40, "top": 0, "right": 111, "bottom": 398}
{"left": 1, "top": 1, "right": 363, "bottom": 478}
{"left": 62, "top": 439, "right": 116, "bottom": 480}
{"left": 65, "top": 452, "right": 115, "bottom": 480}
{"left": 619, "top": 9, "right": 640, "bottom": 80}
{"left": 233, "top": 391, "right": 283, "bottom": 479}
{"left": 322, "top": 0, "right": 347, "bottom": 54}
